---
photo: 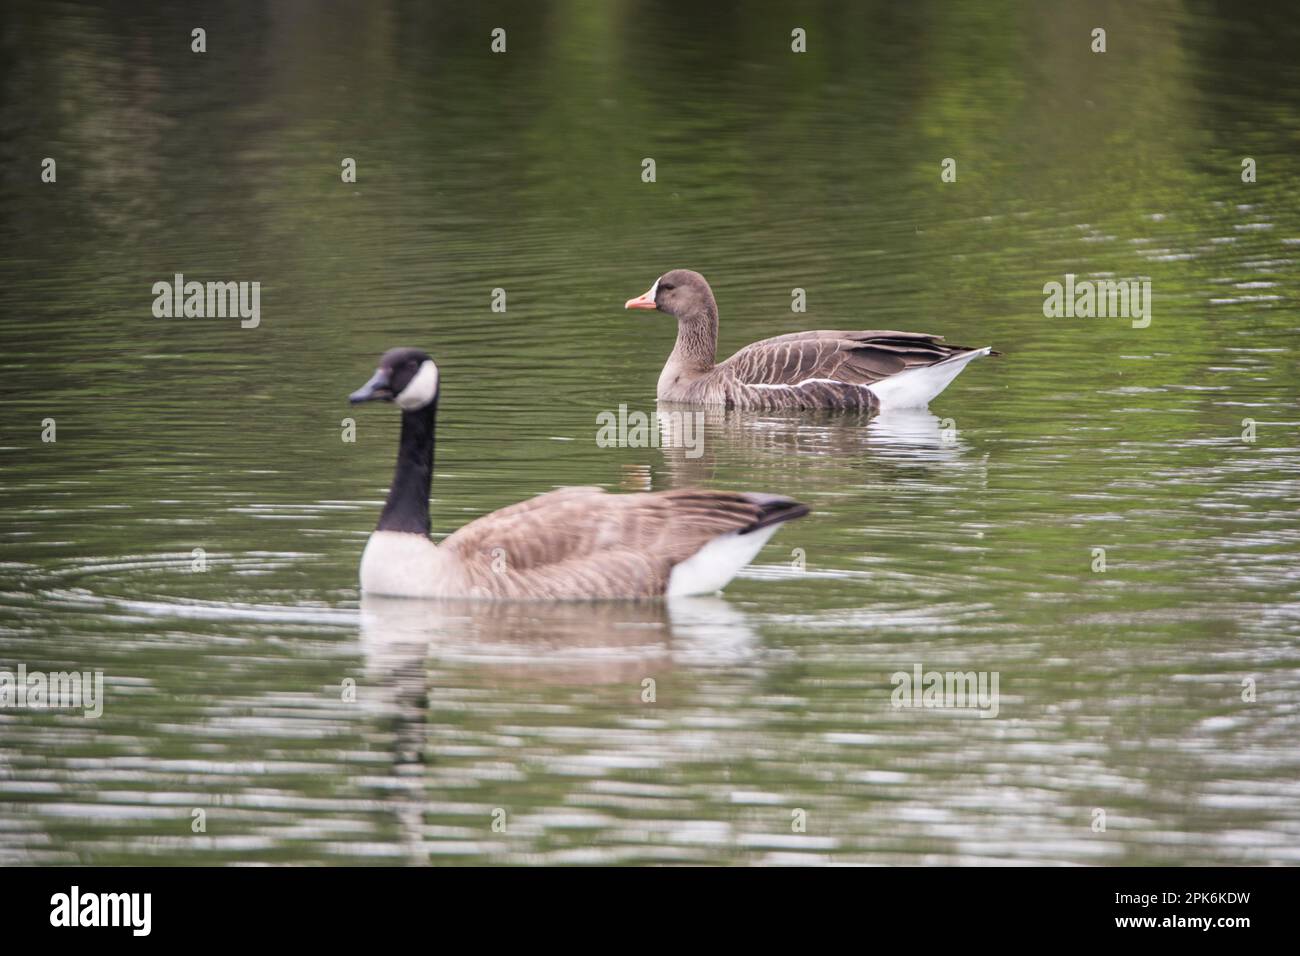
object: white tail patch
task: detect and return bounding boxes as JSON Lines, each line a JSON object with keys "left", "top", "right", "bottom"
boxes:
{"left": 666, "top": 525, "right": 780, "bottom": 597}
{"left": 866, "top": 347, "right": 991, "bottom": 410}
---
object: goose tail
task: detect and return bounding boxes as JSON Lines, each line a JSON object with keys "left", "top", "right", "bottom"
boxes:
{"left": 665, "top": 493, "right": 808, "bottom": 597}
{"left": 867, "top": 346, "right": 994, "bottom": 410}
{"left": 738, "top": 493, "right": 811, "bottom": 534}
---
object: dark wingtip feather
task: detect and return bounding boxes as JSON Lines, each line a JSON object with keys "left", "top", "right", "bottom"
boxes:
{"left": 738, "top": 494, "right": 811, "bottom": 534}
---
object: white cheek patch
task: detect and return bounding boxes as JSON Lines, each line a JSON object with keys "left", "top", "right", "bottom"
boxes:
{"left": 647, "top": 277, "right": 660, "bottom": 300}
{"left": 395, "top": 359, "right": 439, "bottom": 410}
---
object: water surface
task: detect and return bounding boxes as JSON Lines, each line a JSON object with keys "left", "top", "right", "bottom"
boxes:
{"left": 1, "top": 0, "right": 1299, "bottom": 864}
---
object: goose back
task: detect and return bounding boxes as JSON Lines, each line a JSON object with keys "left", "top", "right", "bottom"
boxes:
{"left": 442, "top": 487, "right": 805, "bottom": 599}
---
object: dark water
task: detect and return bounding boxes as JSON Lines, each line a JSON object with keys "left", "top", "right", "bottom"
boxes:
{"left": 1, "top": 1, "right": 1298, "bottom": 864}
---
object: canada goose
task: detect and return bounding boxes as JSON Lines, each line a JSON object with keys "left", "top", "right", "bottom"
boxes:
{"left": 625, "top": 269, "right": 996, "bottom": 410}
{"left": 349, "top": 347, "right": 809, "bottom": 599}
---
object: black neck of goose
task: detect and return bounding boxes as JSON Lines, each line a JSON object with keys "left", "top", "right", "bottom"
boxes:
{"left": 376, "top": 400, "right": 436, "bottom": 534}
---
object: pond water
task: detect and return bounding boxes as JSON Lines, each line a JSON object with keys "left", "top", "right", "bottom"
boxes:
{"left": 1, "top": 1, "right": 1298, "bottom": 864}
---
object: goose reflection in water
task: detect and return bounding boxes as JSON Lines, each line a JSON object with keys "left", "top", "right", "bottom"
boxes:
{"left": 358, "top": 592, "right": 759, "bottom": 688}
{"left": 351, "top": 594, "right": 760, "bottom": 862}
{"left": 653, "top": 403, "right": 982, "bottom": 487}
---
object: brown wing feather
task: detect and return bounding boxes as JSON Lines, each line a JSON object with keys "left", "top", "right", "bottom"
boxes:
{"left": 438, "top": 487, "right": 805, "bottom": 598}
{"left": 720, "top": 330, "right": 987, "bottom": 387}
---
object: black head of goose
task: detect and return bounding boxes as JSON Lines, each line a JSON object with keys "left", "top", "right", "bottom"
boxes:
{"left": 348, "top": 347, "right": 809, "bottom": 600}
{"left": 625, "top": 269, "right": 996, "bottom": 411}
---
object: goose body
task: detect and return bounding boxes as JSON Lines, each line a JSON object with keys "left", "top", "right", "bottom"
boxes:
{"left": 350, "top": 348, "right": 808, "bottom": 600}
{"left": 626, "top": 270, "right": 994, "bottom": 411}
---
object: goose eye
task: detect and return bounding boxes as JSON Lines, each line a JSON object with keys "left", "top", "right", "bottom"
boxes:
{"left": 659, "top": 283, "right": 674, "bottom": 292}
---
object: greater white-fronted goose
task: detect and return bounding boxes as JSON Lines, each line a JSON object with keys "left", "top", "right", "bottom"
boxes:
{"left": 348, "top": 347, "right": 809, "bottom": 599}
{"left": 625, "top": 269, "right": 996, "bottom": 410}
